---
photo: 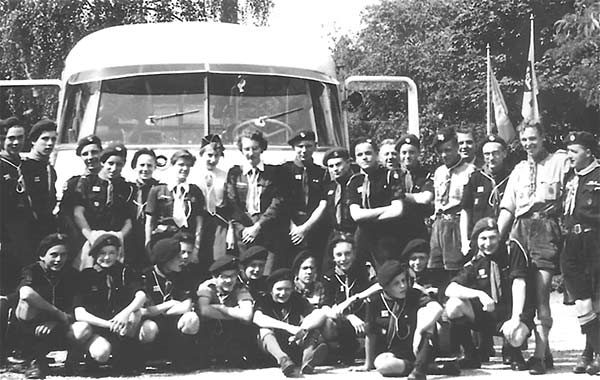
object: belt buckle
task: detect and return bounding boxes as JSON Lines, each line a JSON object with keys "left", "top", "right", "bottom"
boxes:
{"left": 573, "top": 224, "right": 582, "bottom": 234}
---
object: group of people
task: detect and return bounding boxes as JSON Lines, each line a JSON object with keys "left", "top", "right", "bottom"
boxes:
{"left": 0, "top": 114, "right": 598, "bottom": 380}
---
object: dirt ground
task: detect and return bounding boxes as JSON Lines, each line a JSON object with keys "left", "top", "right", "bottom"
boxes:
{"left": 1, "top": 292, "right": 590, "bottom": 380}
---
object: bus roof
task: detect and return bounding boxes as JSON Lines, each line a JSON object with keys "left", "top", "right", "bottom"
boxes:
{"left": 63, "top": 22, "right": 338, "bottom": 85}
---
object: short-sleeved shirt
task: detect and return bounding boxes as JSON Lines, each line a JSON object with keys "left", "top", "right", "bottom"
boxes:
{"left": 461, "top": 168, "right": 510, "bottom": 232}
{"left": 132, "top": 178, "right": 160, "bottom": 223}
{"left": 197, "top": 283, "right": 253, "bottom": 308}
{"left": 433, "top": 160, "right": 475, "bottom": 213}
{"left": 500, "top": 151, "right": 570, "bottom": 218}
{"left": 74, "top": 174, "right": 134, "bottom": 231}
{"left": 322, "top": 266, "right": 371, "bottom": 315}
{"left": 21, "top": 157, "right": 57, "bottom": 223}
{"left": 563, "top": 162, "right": 600, "bottom": 230}
{"left": 256, "top": 291, "right": 313, "bottom": 326}
{"left": 146, "top": 183, "right": 205, "bottom": 232}
{"left": 74, "top": 262, "right": 143, "bottom": 319}
{"left": 366, "top": 289, "right": 434, "bottom": 358}
{"left": 346, "top": 166, "right": 405, "bottom": 234}
{"left": 238, "top": 274, "right": 268, "bottom": 299}
{"left": 18, "top": 262, "right": 80, "bottom": 313}
{"left": 141, "top": 266, "right": 196, "bottom": 306}
{"left": 281, "top": 161, "right": 327, "bottom": 223}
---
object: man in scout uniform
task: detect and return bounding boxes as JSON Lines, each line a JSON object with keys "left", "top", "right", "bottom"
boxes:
{"left": 498, "top": 122, "right": 571, "bottom": 374}
{"left": 15, "top": 234, "right": 79, "bottom": 379}
{"left": 282, "top": 131, "right": 328, "bottom": 257}
{"left": 460, "top": 135, "right": 511, "bottom": 256}
{"left": 237, "top": 245, "right": 269, "bottom": 299}
{"left": 322, "top": 147, "right": 358, "bottom": 238}
{"left": 457, "top": 127, "right": 476, "bottom": 165}
{"left": 429, "top": 128, "right": 475, "bottom": 285}
{"left": 22, "top": 119, "right": 59, "bottom": 259}
{"left": 379, "top": 139, "right": 400, "bottom": 170}
{"left": 362, "top": 260, "right": 443, "bottom": 380}
{"left": 561, "top": 131, "right": 600, "bottom": 374}
{"left": 58, "top": 135, "right": 103, "bottom": 257}
{"left": 253, "top": 268, "right": 329, "bottom": 377}
{"left": 140, "top": 238, "right": 200, "bottom": 371}
{"left": 197, "top": 255, "right": 256, "bottom": 367}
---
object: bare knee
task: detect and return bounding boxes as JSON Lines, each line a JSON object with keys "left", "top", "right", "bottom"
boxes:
{"left": 139, "top": 320, "right": 159, "bottom": 343}
{"left": 88, "top": 336, "right": 111, "bottom": 363}
{"left": 445, "top": 297, "right": 466, "bottom": 320}
{"left": 374, "top": 352, "right": 408, "bottom": 376}
{"left": 69, "top": 321, "right": 93, "bottom": 343}
{"left": 15, "top": 300, "right": 36, "bottom": 321}
{"left": 178, "top": 312, "right": 199, "bottom": 335}
{"left": 321, "top": 318, "right": 337, "bottom": 341}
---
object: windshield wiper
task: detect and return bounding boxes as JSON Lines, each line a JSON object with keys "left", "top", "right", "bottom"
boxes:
{"left": 145, "top": 108, "right": 202, "bottom": 126}
{"left": 251, "top": 106, "right": 303, "bottom": 127}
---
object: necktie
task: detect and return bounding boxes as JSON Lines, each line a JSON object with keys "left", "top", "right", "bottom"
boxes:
{"left": 164, "top": 280, "right": 173, "bottom": 301}
{"left": 246, "top": 169, "right": 260, "bottom": 214}
{"left": 528, "top": 158, "right": 537, "bottom": 198}
{"left": 564, "top": 175, "right": 579, "bottom": 216}
{"left": 173, "top": 186, "right": 188, "bottom": 228}
{"left": 404, "top": 170, "right": 414, "bottom": 193}
{"left": 106, "top": 180, "right": 114, "bottom": 206}
{"left": 46, "top": 163, "right": 52, "bottom": 194}
{"left": 106, "top": 272, "right": 113, "bottom": 305}
{"left": 489, "top": 260, "right": 502, "bottom": 303}
{"left": 302, "top": 167, "right": 309, "bottom": 207}
{"left": 334, "top": 182, "right": 343, "bottom": 226}
{"left": 440, "top": 170, "right": 451, "bottom": 206}
{"left": 136, "top": 185, "right": 144, "bottom": 220}
{"left": 205, "top": 172, "right": 216, "bottom": 214}
{"left": 361, "top": 174, "right": 371, "bottom": 209}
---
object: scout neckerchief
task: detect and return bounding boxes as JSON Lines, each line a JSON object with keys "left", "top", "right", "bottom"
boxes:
{"left": 203, "top": 169, "right": 217, "bottom": 214}
{"left": 152, "top": 265, "right": 173, "bottom": 302}
{"left": 361, "top": 166, "right": 377, "bottom": 209}
{"left": 480, "top": 168, "right": 510, "bottom": 215}
{"left": 134, "top": 179, "right": 148, "bottom": 220}
{"left": 0, "top": 153, "right": 26, "bottom": 193}
{"left": 334, "top": 266, "right": 356, "bottom": 300}
{"left": 564, "top": 160, "right": 600, "bottom": 216}
{"left": 334, "top": 173, "right": 351, "bottom": 225}
{"left": 170, "top": 182, "right": 190, "bottom": 228}
{"left": 380, "top": 293, "right": 411, "bottom": 349}
{"left": 404, "top": 168, "right": 414, "bottom": 193}
{"left": 40, "top": 262, "right": 62, "bottom": 306}
{"left": 440, "top": 157, "right": 463, "bottom": 206}
{"left": 527, "top": 149, "right": 549, "bottom": 198}
{"left": 473, "top": 252, "right": 502, "bottom": 303}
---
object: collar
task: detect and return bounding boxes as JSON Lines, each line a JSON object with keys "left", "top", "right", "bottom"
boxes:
{"left": 530, "top": 149, "right": 549, "bottom": 164}
{"left": 575, "top": 160, "right": 600, "bottom": 177}
{"left": 334, "top": 266, "right": 347, "bottom": 277}
{"left": 445, "top": 157, "right": 463, "bottom": 171}
{"left": 168, "top": 181, "right": 190, "bottom": 193}
{"left": 153, "top": 265, "right": 168, "bottom": 279}
{"left": 27, "top": 151, "right": 49, "bottom": 163}
{"left": 243, "top": 161, "right": 265, "bottom": 175}
{"left": 0, "top": 151, "right": 21, "bottom": 165}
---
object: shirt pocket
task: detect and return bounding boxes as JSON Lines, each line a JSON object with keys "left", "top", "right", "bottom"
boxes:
{"left": 539, "top": 181, "right": 560, "bottom": 201}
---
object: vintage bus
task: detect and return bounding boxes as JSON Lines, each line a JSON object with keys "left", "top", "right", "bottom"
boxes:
{"left": 1, "top": 21, "right": 418, "bottom": 190}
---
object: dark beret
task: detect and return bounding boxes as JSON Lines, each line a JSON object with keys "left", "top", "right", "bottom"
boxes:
{"left": 151, "top": 238, "right": 180, "bottom": 265}
{"left": 28, "top": 119, "right": 57, "bottom": 141}
{"left": 267, "top": 268, "right": 294, "bottom": 288}
{"left": 566, "top": 131, "right": 597, "bottom": 151}
{"left": 396, "top": 134, "right": 420, "bottom": 150}
{"left": 0, "top": 116, "right": 21, "bottom": 130}
{"left": 209, "top": 255, "right": 239, "bottom": 274}
{"left": 76, "top": 135, "right": 102, "bottom": 156}
{"left": 131, "top": 148, "right": 156, "bottom": 169}
{"left": 400, "top": 239, "right": 429, "bottom": 263}
{"left": 239, "top": 245, "right": 268, "bottom": 265}
{"left": 479, "top": 134, "right": 507, "bottom": 155}
{"left": 288, "top": 130, "right": 316, "bottom": 146}
{"left": 434, "top": 128, "right": 457, "bottom": 149}
{"left": 471, "top": 217, "right": 498, "bottom": 241}
{"left": 36, "top": 233, "right": 68, "bottom": 258}
{"left": 377, "top": 260, "right": 408, "bottom": 288}
{"left": 89, "top": 233, "right": 121, "bottom": 258}
{"left": 201, "top": 134, "right": 224, "bottom": 149}
{"left": 291, "top": 249, "right": 316, "bottom": 273}
{"left": 100, "top": 143, "right": 127, "bottom": 163}
{"left": 322, "top": 147, "right": 350, "bottom": 166}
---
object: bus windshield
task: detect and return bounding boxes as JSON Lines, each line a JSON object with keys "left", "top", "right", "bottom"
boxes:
{"left": 60, "top": 72, "right": 342, "bottom": 147}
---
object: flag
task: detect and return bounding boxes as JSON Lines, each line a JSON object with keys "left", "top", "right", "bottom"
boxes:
{"left": 488, "top": 55, "right": 515, "bottom": 142}
{"left": 521, "top": 15, "right": 541, "bottom": 124}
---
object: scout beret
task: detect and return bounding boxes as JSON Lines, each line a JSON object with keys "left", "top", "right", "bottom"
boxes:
{"left": 76, "top": 135, "right": 102, "bottom": 156}
{"left": 267, "top": 268, "right": 294, "bottom": 288}
{"left": 566, "top": 131, "right": 597, "bottom": 151}
{"left": 400, "top": 239, "right": 429, "bottom": 263}
{"left": 0, "top": 116, "right": 21, "bottom": 130}
{"left": 377, "top": 260, "right": 409, "bottom": 288}
{"left": 201, "top": 134, "right": 224, "bottom": 149}
{"left": 131, "top": 148, "right": 156, "bottom": 169}
{"left": 209, "top": 255, "right": 239, "bottom": 274}
{"left": 100, "top": 143, "right": 127, "bottom": 163}
{"left": 396, "top": 134, "right": 420, "bottom": 150}
{"left": 239, "top": 245, "right": 268, "bottom": 265}
{"left": 288, "top": 130, "right": 316, "bottom": 146}
{"left": 151, "top": 238, "right": 181, "bottom": 265}
{"left": 36, "top": 233, "right": 68, "bottom": 258}
{"left": 89, "top": 233, "right": 121, "bottom": 258}
{"left": 170, "top": 149, "right": 196, "bottom": 166}
{"left": 28, "top": 119, "right": 57, "bottom": 142}
{"left": 322, "top": 147, "right": 350, "bottom": 166}
{"left": 471, "top": 217, "right": 498, "bottom": 240}
{"left": 479, "top": 134, "right": 507, "bottom": 154}
{"left": 291, "top": 249, "right": 316, "bottom": 273}
{"left": 434, "top": 128, "right": 457, "bottom": 149}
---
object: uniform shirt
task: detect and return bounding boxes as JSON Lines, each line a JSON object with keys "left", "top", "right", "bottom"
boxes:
{"left": 323, "top": 171, "right": 357, "bottom": 234}
{"left": 461, "top": 167, "right": 510, "bottom": 232}
{"left": 366, "top": 288, "right": 434, "bottom": 358}
{"left": 501, "top": 151, "right": 570, "bottom": 218}
{"left": 133, "top": 178, "right": 160, "bottom": 223}
{"left": 433, "top": 159, "right": 475, "bottom": 213}
{"left": 18, "top": 261, "right": 80, "bottom": 313}
{"left": 198, "top": 167, "right": 226, "bottom": 214}
{"left": 197, "top": 283, "right": 253, "bottom": 308}
{"left": 294, "top": 279, "right": 326, "bottom": 307}
{"left": 281, "top": 161, "right": 327, "bottom": 224}
{"left": 346, "top": 166, "right": 405, "bottom": 234}
{"left": 0, "top": 153, "right": 32, "bottom": 230}
{"left": 255, "top": 291, "right": 313, "bottom": 326}
{"left": 563, "top": 161, "right": 600, "bottom": 229}
{"left": 21, "top": 157, "right": 57, "bottom": 223}
{"left": 74, "top": 262, "right": 143, "bottom": 319}
{"left": 146, "top": 183, "right": 205, "bottom": 232}
{"left": 141, "top": 265, "right": 196, "bottom": 305}
{"left": 74, "top": 174, "right": 135, "bottom": 231}
{"left": 403, "top": 164, "right": 435, "bottom": 221}
{"left": 322, "top": 265, "right": 370, "bottom": 315}
{"left": 237, "top": 274, "right": 268, "bottom": 299}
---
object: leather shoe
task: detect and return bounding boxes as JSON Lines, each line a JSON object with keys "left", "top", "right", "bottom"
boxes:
{"left": 279, "top": 356, "right": 297, "bottom": 377}
{"left": 25, "top": 359, "right": 47, "bottom": 379}
{"left": 586, "top": 355, "right": 600, "bottom": 375}
{"left": 573, "top": 354, "right": 592, "bottom": 374}
{"left": 510, "top": 349, "right": 527, "bottom": 371}
{"left": 527, "top": 356, "right": 546, "bottom": 375}
{"left": 545, "top": 352, "right": 554, "bottom": 369}
{"left": 459, "top": 355, "right": 481, "bottom": 369}
{"left": 408, "top": 368, "right": 427, "bottom": 380}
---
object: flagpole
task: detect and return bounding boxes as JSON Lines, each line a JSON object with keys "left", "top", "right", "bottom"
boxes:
{"left": 486, "top": 43, "right": 492, "bottom": 135}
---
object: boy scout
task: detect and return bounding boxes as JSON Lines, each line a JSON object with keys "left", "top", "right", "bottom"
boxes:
{"left": 197, "top": 255, "right": 255, "bottom": 367}
{"left": 253, "top": 268, "right": 328, "bottom": 377}
{"left": 322, "top": 147, "right": 358, "bottom": 239}
{"left": 498, "top": 122, "right": 570, "bottom": 374}
{"left": 362, "top": 260, "right": 443, "bottom": 380}
{"left": 71, "top": 234, "right": 148, "bottom": 373}
{"left": 282, "top": 131, "right": 328, "bottom": 257}
{"left": 22, "top": 119, "right": 59, "bottom": 258}
{"left": 457, "top": 127, "right": 476, "bottom": 165}
{"left": 15, "top": 234, "right": 79, "bottom": 379}
{"left": 561, "top": 131, "right": 600, "bottom": 374}
{"left": 140, "top": 238, "right": 200, "bottom": 370}
{"left": 237, "top": 245, "right": 269, "bottom": 299}
{"left": 293, "top": 249, "right": 325, "bottom": 307}
{"left": 379, "top": 139, "right": 400, "bottom": 170}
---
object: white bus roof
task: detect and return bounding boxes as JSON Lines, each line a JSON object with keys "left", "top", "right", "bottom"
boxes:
{"left": 63, "top": 22, "right": 338, "bottom": 85}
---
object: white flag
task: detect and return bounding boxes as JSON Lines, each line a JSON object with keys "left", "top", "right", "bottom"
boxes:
{"left": 521, "top": 15, "right": 541, "bottom": 123}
